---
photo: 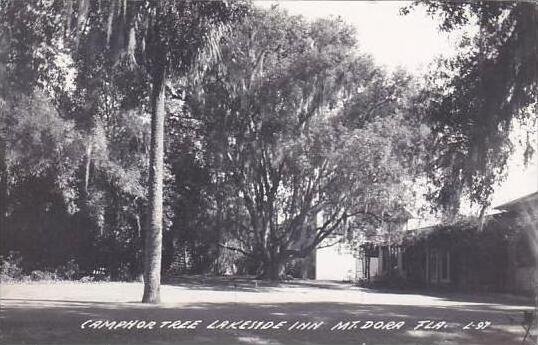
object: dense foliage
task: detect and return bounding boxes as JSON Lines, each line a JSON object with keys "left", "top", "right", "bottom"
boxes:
{"left": 405, "top": 1, "right": 537, "bottom": 215}
{"left": 185, "top": 8, "right": 427, "bottom": 279}
{"left": 0, "top": 1, "right": 535, "bottom": 287}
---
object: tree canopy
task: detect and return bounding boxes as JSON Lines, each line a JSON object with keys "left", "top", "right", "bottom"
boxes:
{"left": 184, "top": 7, "right": 426, "bottom": 278}
{"left": 1, "top": 1, "right": 533, "bottom": 288}
{"left": 403, "top": 1, "right": 537, "bottom": 216}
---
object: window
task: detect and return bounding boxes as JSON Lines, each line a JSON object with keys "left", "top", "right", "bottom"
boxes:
{"left": 428, "top": 250, "right": 450, "bottom": 284}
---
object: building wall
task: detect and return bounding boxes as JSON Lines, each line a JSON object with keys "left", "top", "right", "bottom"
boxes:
{"left": 514, "top": 267, "right": 535, "bottom": 293}
{"left": 315, "top": 242, "right": 357, "bottom": 281}
{"left": 507, "top": 230, "right": 536, "bottom": 294}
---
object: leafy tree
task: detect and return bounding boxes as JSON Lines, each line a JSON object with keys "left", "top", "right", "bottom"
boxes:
{"left": 0, "top": 91, "right": 86, "bottom": 268}
{"left": 403, "top": 1, "right": 537, "bottom": 216}
{"left": 0, "top": 0, "right": 150, "bottom": 279}
{"left": 113, "top": 0, "right": 246, "bottom": 303}
{"left": 1, "top": 0, "right": 247, "bottom": 302}
{"left": 189, "top": 8, "right": 425, "bottom": 279}
{"left": 405, "top": 2, "right": 537, "bottom": 327}
{"left": 0, "top": 10, "right": 87, "bottom": 267}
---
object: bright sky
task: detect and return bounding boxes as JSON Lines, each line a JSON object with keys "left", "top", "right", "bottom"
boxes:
{"left": 255, "top": 0, "right": 537, "bottom": 210}
{"left": 255, "top": 0, "right": 460, "bottom": 73}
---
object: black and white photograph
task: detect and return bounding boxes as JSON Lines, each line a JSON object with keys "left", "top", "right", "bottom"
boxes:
{"left": 0, "top": 0, "right": 537, "bottom": 344}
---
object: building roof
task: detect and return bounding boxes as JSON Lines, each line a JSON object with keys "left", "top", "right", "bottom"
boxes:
{"left": 493, "top": 191, "right": 538, "bottom": 211}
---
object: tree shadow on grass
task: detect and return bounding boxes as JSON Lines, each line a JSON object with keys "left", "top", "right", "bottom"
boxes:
{"left": 362, "top": 286, "right": 535, "bottom": 307}
{"left": 1, "top": 297, "right": 534, "bottom": 345}
{"left": 163, "top": 275, "right": 277, "bottom": 292}
{"left": 163, "top": 276, "right": 365, "bottom": 293}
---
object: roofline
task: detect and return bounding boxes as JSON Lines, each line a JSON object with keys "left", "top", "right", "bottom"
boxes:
{"left": 494, "top": 191, "right": 538, "bottom": 211}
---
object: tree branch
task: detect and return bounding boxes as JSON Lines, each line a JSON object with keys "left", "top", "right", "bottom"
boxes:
{"left": 218, "top": 243, "right": 253, "bottom": 257}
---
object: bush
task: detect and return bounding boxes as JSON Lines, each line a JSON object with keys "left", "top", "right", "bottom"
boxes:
{"left": 1, "top": 254, "right": 83, "bottom": 282}
{"left": 56, "top": 259, "right": 80, "bottom": 280}
{"left": 357, "top": 273, "right": 421, "bottom": 290}
{"left": 0, "top": 252, "right": 24, "bottom": 282}
{"left": 116, "top": 263, "right": 133, "bottom": 282}
{"left": 79, "top": 275, "right": 94, "bottom": 283}
{"left": 30, "top": 270, "right": 58, "bottom": 281}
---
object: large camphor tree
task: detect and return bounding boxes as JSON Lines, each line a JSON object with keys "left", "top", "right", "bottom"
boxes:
{"left": 188, "top": 7, "right": 427, "bottom": 280}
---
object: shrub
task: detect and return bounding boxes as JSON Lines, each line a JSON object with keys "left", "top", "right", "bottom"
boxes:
{"left": 79, "top": 275, "right": 94, "bottom": 283}
{"left": 56, "top": 259, "right": 80, "bottom": 280}
{"left": 116, "top": 263, "right": 133, "bottom": 282}
{"left": 0, "top": 252, "right": 24, "bottom": 282}
{"left": 1, "top": 255, "right": 84, "bottom": 282}
{"left": 30, "top": 270, "right": 58, "bottom": 281}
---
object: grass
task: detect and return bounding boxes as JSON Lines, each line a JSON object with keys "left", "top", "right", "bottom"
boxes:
{"left": 1, "top": 278, "right": 535, "bottom": 345}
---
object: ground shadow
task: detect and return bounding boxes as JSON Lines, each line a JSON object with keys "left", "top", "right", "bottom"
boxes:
{"left": 164, "top": 276, "right": 368, "bottom": 292}
{"left": 2, "top": 296, "right": 535, "bottom": 344}
{"left": 362, "top": 285, "right": 534, "bottom": 307}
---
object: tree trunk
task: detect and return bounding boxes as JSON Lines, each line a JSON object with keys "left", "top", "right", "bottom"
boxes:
{"left": 142, "top": 65, "right": 166, "bottom": 304}
{"left": 260, "top": 257, "right": 285, "bottom": 281}
{"left": 524, "top": 205, "right": 538, "bottom": 344}
{"left": 535, "top": 257, "right": 537, "bottom": 345}
{"left": 0, "top": 134, "right": 7, "bottom": 235}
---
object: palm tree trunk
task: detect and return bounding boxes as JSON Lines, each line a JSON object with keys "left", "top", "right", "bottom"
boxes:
{"left": 0, "top": 135, "right": 7, "bottom": 234}
{"left": 142, "top": 65, "right": 166, "bottom": 304}
{"left": 525, "top": 201, "right": 538, "bottom": 344}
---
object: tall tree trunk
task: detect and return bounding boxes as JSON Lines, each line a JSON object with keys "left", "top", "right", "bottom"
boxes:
{"left": 260, "top": 255, "right": 285, "bottom": 281}
{"left": 527, "top": 224, "right": 538, "bottom": 345}
{"left": 142, "top": 65, "right": 166, "bottom": 304}
{"left": 0, "top": 134, "right": 7, "bottom": 237}
{"left": 534, "top": 252, "right": 537, "bottom": 345}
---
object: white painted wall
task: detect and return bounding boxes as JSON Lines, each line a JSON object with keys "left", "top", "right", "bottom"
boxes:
{"left": 369, "top": 257, "right": 380, "bottom": 280}
{"left": 315, "top": 244, "right": 357, "bottom": 281}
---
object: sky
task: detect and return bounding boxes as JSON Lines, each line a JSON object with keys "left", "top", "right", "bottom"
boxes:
{"left": 255, "top": 1, "right": 461, "bottom": 73}
{"left": 255, "top": 0, "right": 537, "bottom": 210}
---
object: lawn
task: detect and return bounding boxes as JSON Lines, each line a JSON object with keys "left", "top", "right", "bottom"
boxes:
{"left": 1, "top": 278, "right": 535, "bottom": 345}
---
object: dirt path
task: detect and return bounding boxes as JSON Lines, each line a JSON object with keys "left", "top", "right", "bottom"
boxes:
{"left": 1, "top": 280, "right": 534, "bottom": 344}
